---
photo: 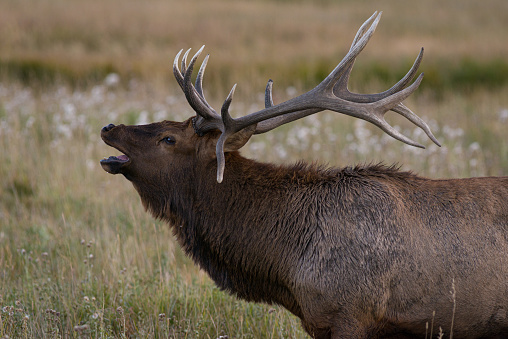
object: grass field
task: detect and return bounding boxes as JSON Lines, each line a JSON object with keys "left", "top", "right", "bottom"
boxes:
{"left": 1, "top": 0, "right": 507, "bottom": 337}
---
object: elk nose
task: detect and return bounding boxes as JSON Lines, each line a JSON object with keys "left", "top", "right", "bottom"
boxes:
{"left": 102, "top": 124, "right": 116, "bottom": 132}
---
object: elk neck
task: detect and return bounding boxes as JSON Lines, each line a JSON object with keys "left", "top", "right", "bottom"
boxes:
{"left": 129, "top": 150, "right": 423, "bottom": 312}
{"left": 129, "top": 151, "right": 342, "bottom": 308}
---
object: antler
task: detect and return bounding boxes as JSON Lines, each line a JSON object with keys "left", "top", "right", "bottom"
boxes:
{"left": 173, "top": 11, "right": 440, "bottom": 183}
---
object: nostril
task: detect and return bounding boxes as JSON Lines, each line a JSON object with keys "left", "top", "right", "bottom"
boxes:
{"left": 102, "top": 123, "right": 116, "bottom": 132}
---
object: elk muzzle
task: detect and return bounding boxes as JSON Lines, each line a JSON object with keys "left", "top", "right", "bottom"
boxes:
{"left": 100, "top": 124, "right": 131, "bottom": 174}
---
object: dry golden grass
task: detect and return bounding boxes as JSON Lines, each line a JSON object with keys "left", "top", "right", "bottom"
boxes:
{"left": 0, "top": 0, "right": 507, "bottom": 337}
{"left": 1, "top": 0, "right": 507, "bottom": 93}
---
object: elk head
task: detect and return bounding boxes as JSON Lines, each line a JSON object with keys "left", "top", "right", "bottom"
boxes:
{"left": 101, "top": 11, "right": 440, "bottom": 184}
{"left": 100, "top": 119, "right": 253, "bottom": 184}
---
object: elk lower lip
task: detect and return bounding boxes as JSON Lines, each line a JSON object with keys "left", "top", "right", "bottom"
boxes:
{"left": 100, "top": 155, "right": 130, "bottom": 174}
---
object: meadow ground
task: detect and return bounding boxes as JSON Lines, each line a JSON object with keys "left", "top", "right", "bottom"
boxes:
{"left": 1, "top": 0, "right": 507, "bottom": 337}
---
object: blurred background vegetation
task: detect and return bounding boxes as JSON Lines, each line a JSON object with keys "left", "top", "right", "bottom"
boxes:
{"left": 0, "top": 0, "right": 507, "bottom": 337}
{"left": 1, "top": 0, "right": 508, "bottom": 93}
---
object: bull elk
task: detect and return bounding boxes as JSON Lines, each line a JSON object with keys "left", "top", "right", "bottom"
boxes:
{"left": 100, "top": 12, "right": 508, "bottom": 338}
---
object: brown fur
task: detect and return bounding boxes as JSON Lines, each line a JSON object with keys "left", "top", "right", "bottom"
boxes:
{"left": 100, "top": 118, "right": 508, "bottom": 338}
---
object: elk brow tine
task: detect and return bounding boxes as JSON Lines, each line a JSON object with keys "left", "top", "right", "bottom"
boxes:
{"left": 215, "top": 132, "right": 228, "bottom": 183}
{"left": 214, "top": 84, "right": 238, "bottom": 183}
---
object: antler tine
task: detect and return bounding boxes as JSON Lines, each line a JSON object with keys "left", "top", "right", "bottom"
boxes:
{"left": 265, "top": 80, "right": 274, "bottom": 108}
{"left": 173, "top": 46, "right": 221, "bottom": 126}
{"left": 363, "top": 73, "right": 427, "bottom": 147}
{"left": 320, "top": 12, "right": 382, "bottom": 91}
{"left": 181, "top": 48, "right": 191, "bottom": 74}
{"left": 221, "top": 84, "right": 237, "bottom": 125}
{"left": 331, "top": 12, "right": 378, "bottom": 100}
{"left": 214, "top": 84, "right": 238, "bottom": 182}
{"left": 334, "top": 47, "right": 424, "bottom": 103}
{"left": 196, "top": 54, "right": 210, "bottom": 102}
{"left": 266, "top": 48, "right": 424, "bottom": 136}
{"left": 173, "top": 46, "right": 218, "bottom": 118}
{"left": 335, "top": 9, "right": 422, "bottom": 103}
{"left": 382, "top": 48, "right": 424, "bottom": 97}
{"left": 392, "top": 103, "right": 441, "bottom": 146}
{"left": 253, "top": 16, "right": 439, "bottom": 148}
{"left": 254, "top": 13, "right": 421, "bottom": 135}
{"left": 170, "top": 48, "right": 193, "bottom": 92}
{"left": 225, "top": 12, "right": 384, "bottom": 132}
{"left": 260, "top": 12, "right": 378, "bottom": 116}
{"left": 316, "top": 13, "right": 378, "bottom": 97}
{"left": 351, "top": 11, "right": 379, "bottom": 49}
{"left": 254, "top": 79, "right": 321, "bottom": 133}
{"left": 183, "top": 46, "right": 221, "bottom": 122}
{"left": 173, "top": 49, "right": 185, "bottom": 90}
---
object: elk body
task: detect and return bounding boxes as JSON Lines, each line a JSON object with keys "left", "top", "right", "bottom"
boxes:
{"left": 100, "top": 12, "right": 508, "bottom": 338}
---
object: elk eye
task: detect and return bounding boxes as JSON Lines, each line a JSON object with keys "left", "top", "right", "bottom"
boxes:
{"left": 162, "top": 136, "right": 176, "bottom": 145}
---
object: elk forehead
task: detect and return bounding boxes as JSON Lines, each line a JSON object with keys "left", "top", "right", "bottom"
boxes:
{"left": 128, "top": 120, "right": 192, "bottom": 136}
{"left": 103, "top": 120, "right": 192, "bottom": 142}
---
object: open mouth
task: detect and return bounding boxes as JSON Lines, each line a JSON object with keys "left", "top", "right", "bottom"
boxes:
{"left": 100, "top": 154, "right": 130, "bottom": 174}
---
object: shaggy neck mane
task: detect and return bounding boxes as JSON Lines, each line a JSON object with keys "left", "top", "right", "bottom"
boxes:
{"left": 132, "top": 151, "right": 421, "bottom": 314}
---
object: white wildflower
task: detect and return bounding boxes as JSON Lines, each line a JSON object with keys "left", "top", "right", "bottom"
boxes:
{"left": 498, "top": 108, "right": 508, "bottom": 122}
{"left": 274, "top": 144, "right": 288, "bottom": 159}
{"left": 104, "top": 73, "right": 120, "bottom": 88}
{"left": 468, "top": 142, "right": 481, "bottom": 153}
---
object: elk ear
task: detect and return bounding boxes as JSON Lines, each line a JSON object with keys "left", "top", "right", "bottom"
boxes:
{"left": 223, "top": 124, "right": 257, "bottom": 152}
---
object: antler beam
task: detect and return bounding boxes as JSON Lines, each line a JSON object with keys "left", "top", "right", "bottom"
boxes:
{"left": 173, "top": 11, "right": 441, "bottom": 183}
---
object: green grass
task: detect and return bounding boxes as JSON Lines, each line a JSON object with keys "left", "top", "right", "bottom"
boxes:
{"left": 2, "top": 54, "right": 508, "bottom": 94}
{"left": 1, "top": 0, "right": 507, "bottom": 337}
{"left": 0, "top": 59, "right": 118, "bottom": 88}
